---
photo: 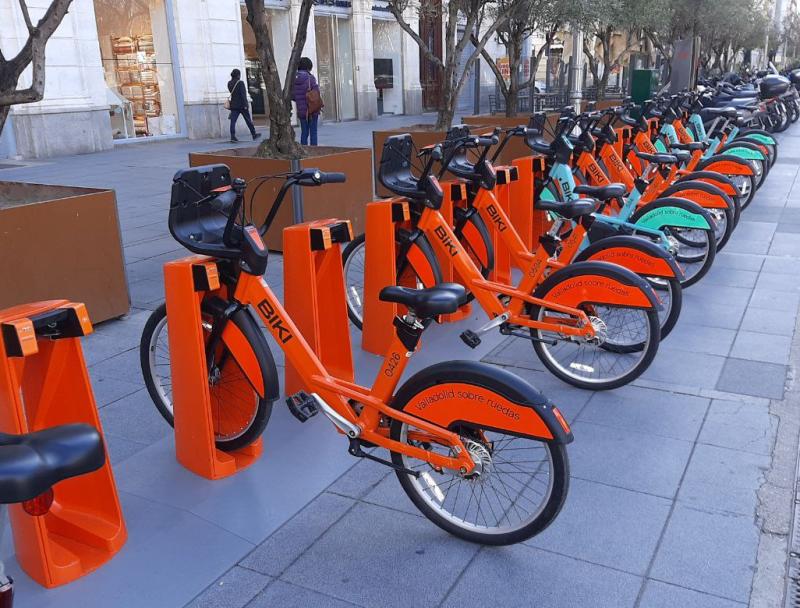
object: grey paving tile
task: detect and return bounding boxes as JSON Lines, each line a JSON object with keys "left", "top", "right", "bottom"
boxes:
{"left": 247, "top": 580, "right": 360, "bottom": 608}
{"left": 579, "top": 385, "right": 709, "bottom": 441}
{"left": 89, "top": 348, "right": 144, "bottom": 384}
{"left": 442, "top": 544, "right": 641, "bottom": 608}
{"left": 90, "top": 374, "right": 142, "bottom": 407}
{"left": 677, "top": 300, "right": 747, "bottom": 330}
{"left": 640, "top": 348, "right": 726, "bottom": 390}
{"left": 762, "top": 256, "right": 800, "bottom": 276}
{"left": 740, "top": 306, "right": 797, "bottom": 336}
{"left": 755, "top": 271, "right": 800, "bottom": 293}
{"left": 185, "top": 566, "right": 271, "bottom": 608}
{"left": 681, "top": 285, "right": 752, "bottom": 309}
{"left": 716, "top": 358, "right": 787, "bottom": 399}
{"left": 775, "top": 221, "right": 800, "bottom": 233}
{"left": 568, "top": 421, "right": 693, "bottom": 497}
{"left": 640, "top": 580, "right": 745, "bottom": 608}
{"left": 730, "top": 330, "right": 791, "bottom": 365}
{"left": 699, "top": 399, "right": 776, "bottom": 455}
{"left": 240, "top": 492, "right": 355, "bottom": 577}
{"left": 678, "top": 443, "right": 770, "bottom": 515}
{"left": 498, "top": 366, "right": 594, "bottom": 422}
{"left": 660, "top": 323, "right": 736, "bottom": 357}
{"left": 282, "top": 502, "right": 479, "bottom": 608}
{"left": 721, "top": 238, "right": 770, "bottom": 255}
{"left": 749, "top": 287, "right": 800, "bottom": 313}
{"left": 104, "top": 433, "right": 148, "bottom": 465}
{"left": 650, "top": 504, "right": 758, "bottom": 602}
{"left": 711, "top": 252, "right": 764, "bottom": 272}
{"left": 527, "top": 478, "right": 671, "bottom": 574}
{"left": 325, "top": 457, "right": 391, "bottom": 500}
{"left": 359, "top": 469, "right": 419, "bottom": 517}
{"left": 98, "top": 388, "right": 172, "bottom": 445}
{"left": 768, "top": 232, "right": 800, "bottom": 256}
{"left": 701, "top": 267, "right": 759, "bottom": 289}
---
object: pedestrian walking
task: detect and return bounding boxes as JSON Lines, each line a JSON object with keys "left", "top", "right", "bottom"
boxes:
{"left": 293, "top": 57, "right": 323, "bottom": 146}
{"left": 227, "top": 69, "right": 260, "bottom": 143}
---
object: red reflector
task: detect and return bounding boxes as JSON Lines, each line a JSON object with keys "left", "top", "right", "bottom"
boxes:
{"left": 552, "top": 407, "right": 571, "bottom": 434}
{"left": 22, "top": 488, "right": 53, "bottom": 516}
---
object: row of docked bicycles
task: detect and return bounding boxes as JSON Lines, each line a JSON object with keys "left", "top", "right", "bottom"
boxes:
{"left": 134, "top": 84, "right": 789, "bottom": 549}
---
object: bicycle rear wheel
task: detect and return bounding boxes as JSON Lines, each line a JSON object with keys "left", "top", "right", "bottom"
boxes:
{"left": 140, "top": 302, "right": 274, "bottom": 451}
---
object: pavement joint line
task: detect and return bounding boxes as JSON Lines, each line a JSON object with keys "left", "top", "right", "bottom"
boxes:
{"left": 643, "top": 576, "right": 749, "bottom": 606}
{"left": 632, "top": 374, "right": 712, "bottom": 608}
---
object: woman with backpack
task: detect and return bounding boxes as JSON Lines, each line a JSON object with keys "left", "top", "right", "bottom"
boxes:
{"left": 292, "top": 57, "right": 323, "bottom": 146}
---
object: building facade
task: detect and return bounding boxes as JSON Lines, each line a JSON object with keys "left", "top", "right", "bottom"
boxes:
{"left": 0, "top": 0, "right": 438, "bottom": 158}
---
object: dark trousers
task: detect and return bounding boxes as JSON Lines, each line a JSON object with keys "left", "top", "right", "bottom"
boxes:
{"left": 299, "top": 114, "right": 318, "bottom": 146}
{"left": 230, "top": 108, "right": 256, "bottom": 139}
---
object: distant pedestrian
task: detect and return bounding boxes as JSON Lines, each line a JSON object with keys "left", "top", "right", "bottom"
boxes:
{"left": 293, "top": 57, "right": 323, "bottom": 146}
{"left": 227, "top": 69, "right": 260, "bottom": 143}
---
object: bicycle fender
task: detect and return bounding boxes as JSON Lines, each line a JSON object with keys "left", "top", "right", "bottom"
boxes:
{"left": 696, "top": 154, "right": 755, "bottom": 175}
{"left": 533, "top": 261, "right": 659, "bottom": 310}
{"left": 738, "top": 130, "right": 777, "bottom": 147}
{"left": 675, "top": 171, "right": 738, "bottom": 197}
{"left": 219, "top": 307, "right": 280, "bottom": 401}
{"left": 574, "top": 235, "right": 683, "bottom": 280}
{"left": 717, "top": 144, "right": 765, "bottom": 161}
{"left": 391, "top": 361, "right": 573, "bottom": 444}
{"left": 632, "top": 198, "right": 713, "bottom": 231}
{"left": 660, "top": 180, "right": 734, "bottom": 210}
{"left": 398, "top": 230, "right": 441, "bottom": 288}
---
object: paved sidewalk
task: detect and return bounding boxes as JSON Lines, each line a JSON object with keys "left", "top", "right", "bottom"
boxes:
{"left": 1, "top": 116, "right": 798, "bottom": 608}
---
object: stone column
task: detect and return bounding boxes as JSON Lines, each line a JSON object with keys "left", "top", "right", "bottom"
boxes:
{"left": 400, "top": 1, "right": 423, "bottom": 115}
{"left": 351, "top": 0, "right": 378, "bottom": 120}
{"left": 171, "top": 0, "right": 245, "bottom": 139}
{"left": 0, "top": 0, "right": 112, "bottom": 158}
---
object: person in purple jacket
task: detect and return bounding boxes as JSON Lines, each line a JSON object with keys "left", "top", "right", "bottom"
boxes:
{"left": 293, "top": 57, "right": 320, "bottom": 146}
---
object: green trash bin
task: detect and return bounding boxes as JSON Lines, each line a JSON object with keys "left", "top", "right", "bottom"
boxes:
{"left": 631, "top": 68, "right": 659, "bottom": 105}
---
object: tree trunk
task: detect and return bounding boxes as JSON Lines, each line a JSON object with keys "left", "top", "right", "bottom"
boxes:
{"left": 0, "top": 106, "right": 9, "bottom": 141}
{"left": 506, "top": 37, "right": 520, "bottom": 117}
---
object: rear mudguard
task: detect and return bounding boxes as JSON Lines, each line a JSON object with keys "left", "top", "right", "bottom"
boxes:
{"left": 737, "top": 129, "right": 777, "bottom": 147}
{"left": 660, "top": 180, "right": 735, "bottom": 211}
{"left": 454, "top": 206, "right": 495, "bottom": 274}
{"left": 574, "top": 235, "right": 684, "bottom": 280}
{"left": 219, "top": 305, "right": 280, "bottom": 401}
{"left": 717, "top": 141, "right": 766, "bottom": 161}
{"left": 533, "top": 260, "right": 660, "bottom": 310}
{"left": 391, "top": 360, "right": 573, "bottom": 444}
{"left": 631, "top": 197, "right": 714, "bottom": 231}
{"left": 398, "top": 229, "right": 442, "bottom": 288}
{"left": 675, "top": 171, "right": 739, "bottom": 198}
{"left": 697, "top": 154, "right": 755, "bottom": 176}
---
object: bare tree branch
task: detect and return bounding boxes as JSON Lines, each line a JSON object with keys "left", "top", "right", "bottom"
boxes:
{"left": 387, "top": 2, "right": 444, "bottom": 69}
{"left": 282, "top": 0, "right": 313, "bottom": 99}
{"left": 17, "top": 0, "right": 35, "bottom": 33}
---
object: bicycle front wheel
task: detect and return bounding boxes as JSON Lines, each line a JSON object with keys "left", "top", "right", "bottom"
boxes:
{"left": 140, "top": 302, "right": 274, "bottom": 451}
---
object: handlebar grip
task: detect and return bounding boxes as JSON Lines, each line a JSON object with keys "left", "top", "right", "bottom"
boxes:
{"left": 322, "top": 172, "right": 346, "bottom": 184}
{"left": 476, "top": 136, "right": 498, "bottom": 147}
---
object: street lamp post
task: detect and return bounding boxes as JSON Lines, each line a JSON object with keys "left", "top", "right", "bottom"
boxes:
{"left": 570, "top": 28, "right": 584, "bottom": 112}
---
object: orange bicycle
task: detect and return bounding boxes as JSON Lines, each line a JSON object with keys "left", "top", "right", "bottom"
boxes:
{"left": 140, "top": 165, "right": 572, "bottom": 545}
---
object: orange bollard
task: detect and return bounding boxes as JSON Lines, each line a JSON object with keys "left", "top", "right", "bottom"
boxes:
{"left": 163, "top": 256, "right": 262, "bottom": 480}
{"left": 0, "top": 300, "right": 126, "bottom": 588}
{"left": 283, "top": 219, "right": 355, "bottom": 395}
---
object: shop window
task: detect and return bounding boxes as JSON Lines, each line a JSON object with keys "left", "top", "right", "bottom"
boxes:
{"left": 94, "top": 0, "right": 180, "bottom": 139}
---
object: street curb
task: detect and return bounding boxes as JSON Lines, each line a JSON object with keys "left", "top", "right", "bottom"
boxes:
{"left": 751, "top": 303, "right": 800, "bottom": 608}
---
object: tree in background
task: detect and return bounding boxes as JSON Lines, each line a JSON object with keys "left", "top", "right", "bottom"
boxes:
{"left": 387, "top": 0, "right": 517, "bottom": 128}
{"left": 0, "top": 0, "right": 74, "bottom": 138}
{"left": 243, "top": 0, "right": 313, "bottom": 159}
{"left": 476, "top": 0, "right": 569, "bottom": 116}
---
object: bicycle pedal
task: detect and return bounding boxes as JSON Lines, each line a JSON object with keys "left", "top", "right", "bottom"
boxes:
{"left": 460, "top": 330, "right": 481, "bottom": 349}
{"left": 286, "top": 391, "right": 319, "bottom": 423}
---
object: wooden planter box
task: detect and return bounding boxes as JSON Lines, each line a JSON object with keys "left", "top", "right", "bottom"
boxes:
{"left": 461, "top": 115, "right": 540, "bottom": 165}
{"left": 0, "top": 182, "right": 129, "bottom": 323}
{"left": 189, "top": 146, "right": 373, "bottom": 251}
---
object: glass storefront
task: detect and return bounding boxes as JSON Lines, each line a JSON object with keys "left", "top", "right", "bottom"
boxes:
{"left": 94, "top": 0, "right": 180, "bottom": 139}
{"left": 372, "top": 19, "right": 403, "bottom": 115}
{"left": 315, "top": 15, "right": 356, "bottom": 121}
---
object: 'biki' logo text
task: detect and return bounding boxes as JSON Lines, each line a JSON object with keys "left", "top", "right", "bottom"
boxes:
{"left": 257, "top": 299, "right": 293, "bottom": 343}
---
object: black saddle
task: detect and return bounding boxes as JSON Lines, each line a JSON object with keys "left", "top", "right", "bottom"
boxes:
{"left": 379, "top": 283, "right": 468, "bottom": 318}
{"left": 635, "top": 151, "right": 679, "bottom": 165}
{"left": 702, "top": 106, "right": 740, "bottom": 119}
{"left": 671, "top": 142, "right": 706, "bottom": 151}
{"left": 0, "top": 425, "right": 105, "bottom": 504}
{"left": 535, "top": 198, "right": 600, "bottom": 219}
{"left": 573, "top": 183, "right": 627, "bottom": 200}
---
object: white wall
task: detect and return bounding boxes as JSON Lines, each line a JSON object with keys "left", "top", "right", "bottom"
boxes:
{"left": 372, "top": 17, "right": 403, "bottom": 114}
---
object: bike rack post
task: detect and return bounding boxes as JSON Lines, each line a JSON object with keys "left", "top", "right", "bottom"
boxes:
{"left": 0, "top": 300, "right": 126, "bottom": 588}
{"left": 510, "top": 156, "right": 550, "bottom": 265}
{"left": 361, "top": 199, "right": 411, "bottom": 356}
{"left": 163, "top": 256, "right": 262, "bottom": 480}
{"left": 283, "top": 219, "right": 355, "bottom": 395}
{"left": 437, "top": 181, "right": 471, "bottom": 323}
{"left": 488, "top": 167, "right": 516, "bottom": 284}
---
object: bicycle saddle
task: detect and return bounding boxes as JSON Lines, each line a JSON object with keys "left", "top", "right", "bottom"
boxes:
{"left": 672, "top": 150, "right": 692, "bottom": 163}
{"left": 635, "top": 151, "right": 679, "bottom": 165}
{"left": 0, "top": 425, "right": 105, "bottom": 504}
{"left": 535, "top": 198, "right": 600, "bottom": 219}
{"left": 670, "top": 142, "right": 707, "bottom": 151}
{"left": 573, "top": 183, "right": 627, "bottom": 200}
{"left": 379, "top": 283, "right": 467, "bottom": 318}
{"left": 702, "top": 106, "right": 740, "bottom": 119}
